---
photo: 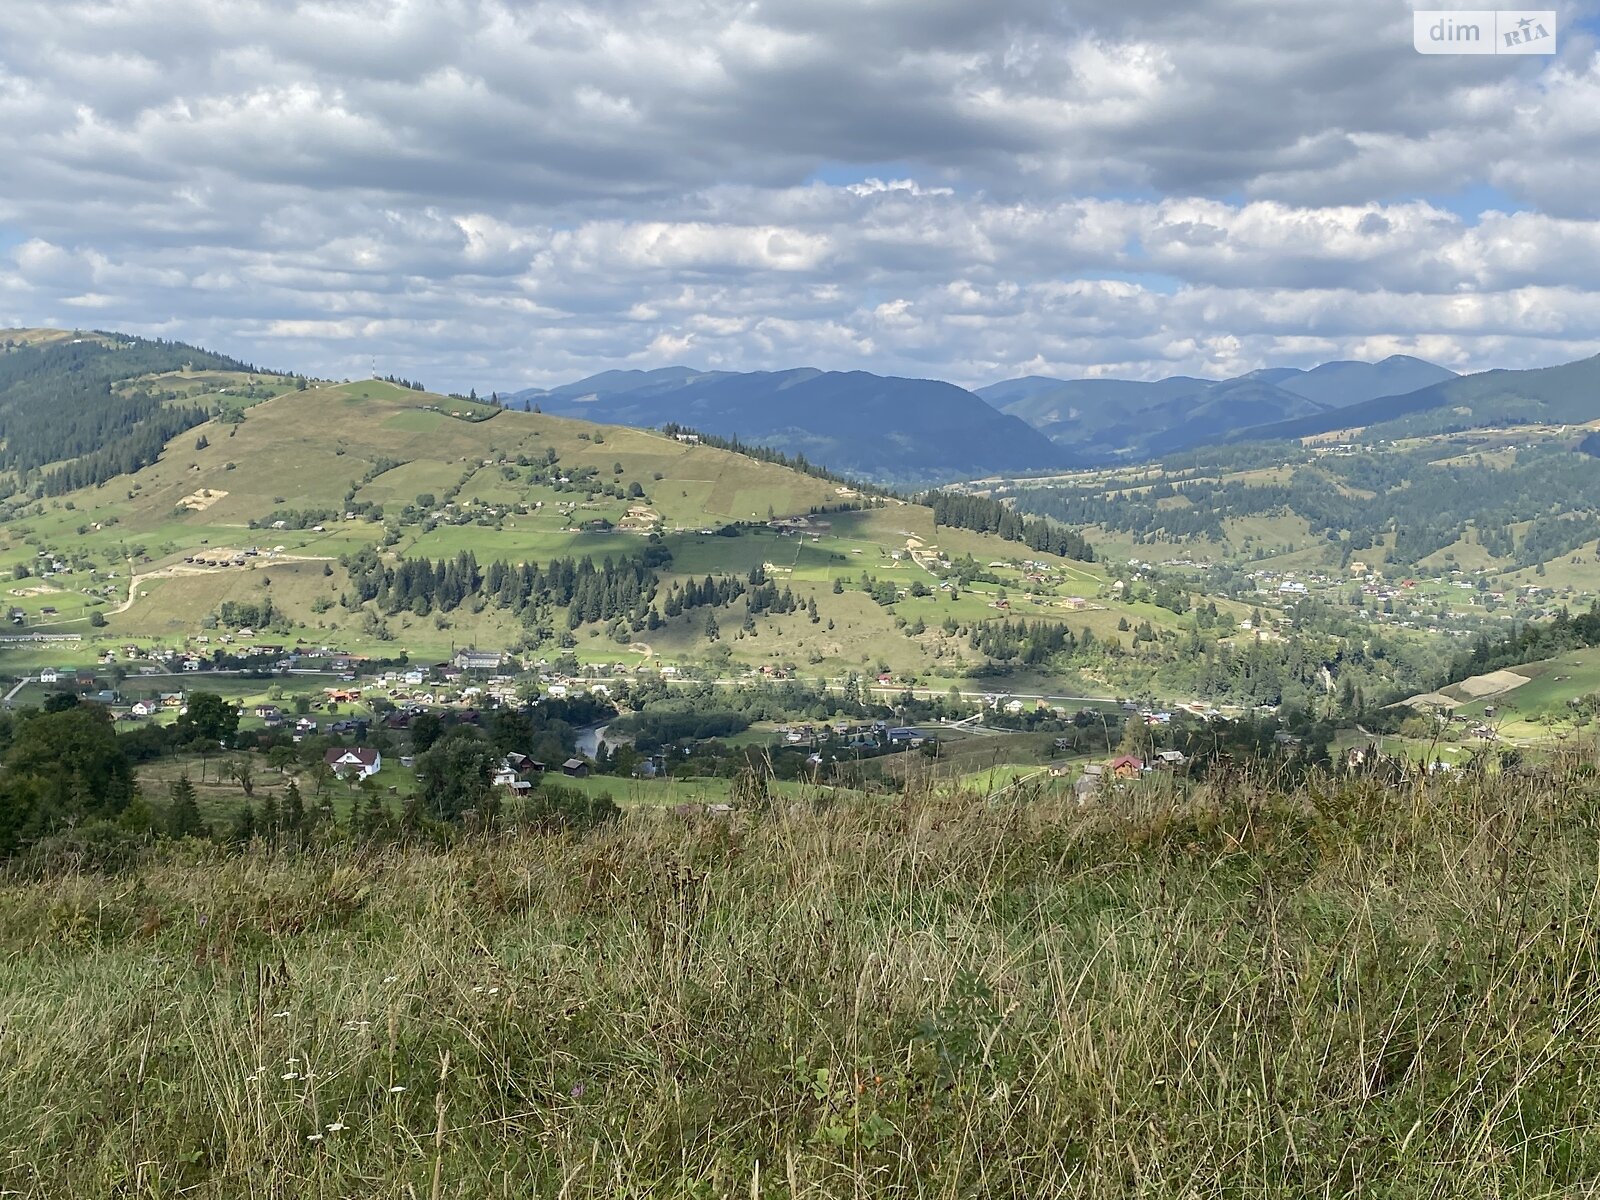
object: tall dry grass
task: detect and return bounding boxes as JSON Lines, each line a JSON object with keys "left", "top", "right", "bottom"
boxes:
{"left": 3, "top": 760, "right": 1600, "bottom": 1196}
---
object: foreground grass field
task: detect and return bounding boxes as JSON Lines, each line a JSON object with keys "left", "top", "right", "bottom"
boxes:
{"left": 6, "top": 759, "right": 1600, "bottom": 1196}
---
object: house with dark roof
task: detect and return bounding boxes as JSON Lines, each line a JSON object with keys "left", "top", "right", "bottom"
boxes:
{"left": 325, "top": 747, "right": 382, "bottom": 779}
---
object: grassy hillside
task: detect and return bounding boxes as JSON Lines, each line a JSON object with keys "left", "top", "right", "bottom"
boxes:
{"left": 0, "top": 374, "right": 1142, "bottom": 685}
{"left": 4, "top": 760, "right": 1600, "bottom": 1194}
{"left": 1006, "top": 422, "right": 1600, "bottom": 606}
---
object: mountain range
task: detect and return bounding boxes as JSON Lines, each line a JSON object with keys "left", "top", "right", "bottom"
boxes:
{"left": 506, "top": 368, "right": 1065, "bottom": 485}
{"left": 974, "top": 355, "right": 1459, "bottom": 463}
{"left": 509, "top": 355, "right": 1464, "bottom": 481}
{"left": 1237, "top": 352, "right": 1600, "bottom": 444}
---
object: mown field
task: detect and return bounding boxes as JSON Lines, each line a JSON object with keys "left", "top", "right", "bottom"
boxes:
{"left": 4, "top": 757, "right": 1600, "bottom": 1196}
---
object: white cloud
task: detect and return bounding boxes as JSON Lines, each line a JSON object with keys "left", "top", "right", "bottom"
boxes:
{"left": 0, "top": 0, "right": 1598, "bottom": 390}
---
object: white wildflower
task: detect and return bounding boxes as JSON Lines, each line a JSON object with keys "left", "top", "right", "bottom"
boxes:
{"left": 306, "top": 1132, "right": 323, "bottom": 1142}
{"left": 325, "top": 1121, "right": 346, "bottom": 1132}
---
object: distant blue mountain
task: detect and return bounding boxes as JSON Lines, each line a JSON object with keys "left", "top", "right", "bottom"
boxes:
{"left": 976, "top": 354, "right": 1457, "bottom": 462}
{"left": 508, "top": 368, "right": 1066, "bottom": 485}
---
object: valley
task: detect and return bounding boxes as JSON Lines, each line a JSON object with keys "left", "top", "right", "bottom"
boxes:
{"left": 5, "top": 329, "right": 1600, "bottom": 831}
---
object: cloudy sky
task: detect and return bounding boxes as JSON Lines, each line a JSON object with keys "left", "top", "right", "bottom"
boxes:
{"left": 2, "top": 0, "right": 1599, "bottom": 392}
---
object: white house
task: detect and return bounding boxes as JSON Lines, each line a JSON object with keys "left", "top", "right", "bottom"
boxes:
{"left": 38, "top": 668, "right": 60, "bottom": 684}
{"left": 325, "top": 747, "right": 382, "bottom": 779}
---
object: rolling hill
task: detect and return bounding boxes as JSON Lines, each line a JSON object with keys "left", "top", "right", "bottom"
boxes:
{"left": 0, "top": 329, "right": 284, "bottom": 496}
{"left": 0, "top": 332, "right": 1146, "bottom": 689}
{"left": 507, "top": 368, "right": 1066, "bottom": 485}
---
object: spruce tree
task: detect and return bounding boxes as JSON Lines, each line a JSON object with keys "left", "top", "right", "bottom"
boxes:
{"left": 283, "top": 779, "right": 306, "bottom": 845}
{"left": 259, "top": 790, "right": 280, "bottom": 846}
{"left": 167, "top": 775, "right": 205, "bottom": 839}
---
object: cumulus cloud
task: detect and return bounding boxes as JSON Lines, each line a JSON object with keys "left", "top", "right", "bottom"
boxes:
{"left": 0, "top": 0, "right": 1598, "bottom": 389}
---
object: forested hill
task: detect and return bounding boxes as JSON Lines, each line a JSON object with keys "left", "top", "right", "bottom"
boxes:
{"left": 0, "top": 331, "right": 274, "bottom": 498}
{"left": 1234, "top": 352, "right": 1600, "bottom": 444}
{"left": 509, "top": 368, "right": 1068, "bottom": 485}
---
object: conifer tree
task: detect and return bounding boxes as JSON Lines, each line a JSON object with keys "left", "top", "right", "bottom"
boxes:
{"left": 167, "top": 775, "right": 205, "bottom": 839}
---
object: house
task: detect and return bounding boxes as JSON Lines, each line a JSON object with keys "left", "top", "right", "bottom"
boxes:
{"left": 38, "top": 668, "right": 59, "bottom": 684}
{"left": 1154, "top": 749, "right": 1187, "bottom": 768}
{"left": 130, "top": 700, "right": 157, "bottom": 718}
{"left": 1109, "top": 755, "right": 1144, "bottom": 778}
{"left": 453, "top": 648, "right": 503, "bottom": 672}
{"left": 562, "top": 758, "right": 589, "bottom": 778}
{"left": 254, "top": 704, "right": 283, "bottom": 723}
{"left": 325, "top": 747, "right": 382, "bottom": 779}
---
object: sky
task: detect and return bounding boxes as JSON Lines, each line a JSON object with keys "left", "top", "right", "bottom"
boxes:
{"left": 2, "top": 0, "right": 1600, "bottom": 393}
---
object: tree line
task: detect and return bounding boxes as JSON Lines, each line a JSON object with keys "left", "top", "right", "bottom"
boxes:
{"left": 919, "top": 490, "right": 1094, "bottom": 561}
{"left": 657, "top": 423, "right": 896, "bottom": 498}
{"left": 343, "top": 542, "right": 759, "bottom": 631}
{"left": 0, "top": 335, "right": 262, "bottom": 497}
